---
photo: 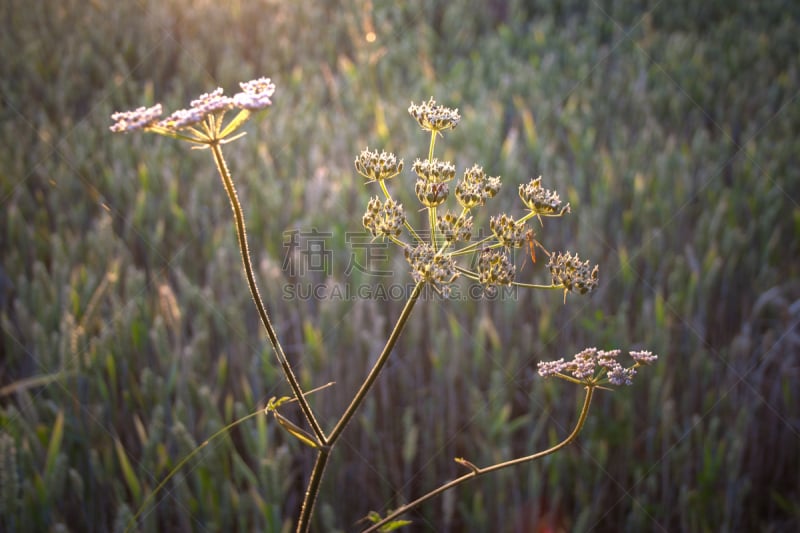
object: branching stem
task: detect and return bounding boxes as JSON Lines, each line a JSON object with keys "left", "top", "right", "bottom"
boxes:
{"left": 295, "top": 281, "right": 424, "bottom": 533}
{"left": 328, "top": 281, "right": 424, "bottom": 443}
{"left": 362, "top": 386, "right": 595, "bottom": 532}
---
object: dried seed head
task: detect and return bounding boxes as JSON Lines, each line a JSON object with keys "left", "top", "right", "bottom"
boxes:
{"left": 110, "top": 104, "right": 163, "bottom": 133}
{"left": 484, "top": 175, "right": 502, "bottom": 199}
{"left": 477, "top": 249, "right": 516, "bottom": 287}
{"left": 455, "top": 164, "right": 501, "bottom": 208}
{"left": 437, "top": 211, "right": 473, "bottom": 243}
{"left": 415, "top": 179, "right": 449, "bottom": 208}
{"left": 489, "top": 214, "right": 525, "bottom": 249}
{"left": 362, "top": 197, "right": 406, "bottom": 238}
{"left": 408, "top": 97, "right": 461, "bottom": 133}
{"left": 519, "top": 176, "right": 568, "bottom": 215}
{"left": 454, "top": 180, "right": 483, "bottom": 209}
{"left": 404, "top": 243, "right": 459, "bottom": 295}
{"left": 412, "top": 158, "right": 456, "bottom": 183}
{"left": 547, "top": 251, "right": 599, "bottom": 295}
{"left": 355, "top": 148, "right": 404, "bottom": 182}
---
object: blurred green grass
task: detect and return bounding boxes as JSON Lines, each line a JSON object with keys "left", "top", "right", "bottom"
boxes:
{"left": 1, "top": 0, "right": 798, "bottom": 531}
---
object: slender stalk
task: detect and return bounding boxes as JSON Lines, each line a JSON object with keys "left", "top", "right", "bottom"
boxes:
{"left": 428, "top": 206, "right": 438, "bottom": 249}
{"left": 296, "top": 448, "right": 330, "bottom": 533}
{"left": 328, "top": 281, "right": 424, "bottom": 443}
{"left": 427, "top": 131, "right": 437, "bottom": 161}
{"left": 427, "top": 131, "right": 437, "bottom": 249}
{"left": 362, "top": 386, "right": 595, "bottom": 533}
{"left": 295, "top": 281, "right": 424, "bottom": 532}
{"left": 210, "top": 142, "right": 325, "bottom": 444}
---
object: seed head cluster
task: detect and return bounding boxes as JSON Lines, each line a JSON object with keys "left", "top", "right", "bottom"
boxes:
{"left": 519, "top": 176, "right": 569, "bottom": 215}
{"left": 477, "top": 249, "right": 516, "bottom": 288}
{"left": 547, "top": 251, "right": 599, "bottom": 295}
{"left": 437, "top": 211, "right": 472, "bottom": 243}
{"left": 355, "top": 148, "right": 404, "bottom": 182}
{"left": 415, "top": 180, "right": 449, "bottom": 208}
{"left": 358, "top": 98, "right": 605, "bottom": 302}
{"left": 412, "top": 158, "right": 456, "bottom": 183}
{"left": 404, "top": 243, "right": 459, "bottom": 295}
{"left": 490, "top": 214, "right": 525, "bottom": 249}
{"left": 408, "top": 97, "right": 461, "bottom": 133}
{"left": 454, "top": 165, "right": 501, "bottom": 209}
{"left": 363, "top": 197, "right": 406, "bottom": 238}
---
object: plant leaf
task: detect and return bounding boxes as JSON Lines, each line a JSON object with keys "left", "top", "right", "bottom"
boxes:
{"left": 380, "top": 519, "right": 413, "bottom": 532}
{"left": 272, "top": 412, "right": 319, "bottom": 449}
{"left": 114, "top": 437, "right": 142, "bottom": 503}
{"left": 44, "top": 410, "right": 65, "bottom": 482}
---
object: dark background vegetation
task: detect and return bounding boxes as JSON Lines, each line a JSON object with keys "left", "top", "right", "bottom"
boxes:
{"left": 1, "top": 0, "right": 798, "bottom": 531}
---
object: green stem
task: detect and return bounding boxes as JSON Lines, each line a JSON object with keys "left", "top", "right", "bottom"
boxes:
{"left": 427, "top": 131, "right": 438, "bottom": 248}
{"left": 328, "top": 281, "right": 423, "bottom": 443}
{"left": 210, "top": 142, "right": 325, "bottom": 444}
{"left": 510, "top": 281, "right": 563, "bottom": 290}
{"left": 362, "top": 386, "right": 595, "bottom": 533}
{"left": 449, "top": 234, "right": 497, "bottom": 256}
{"left": 429, "top": 206, "right": 437, "bottom": 248}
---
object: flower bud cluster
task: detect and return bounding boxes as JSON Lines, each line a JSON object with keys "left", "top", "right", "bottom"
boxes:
{"left": 477, "top": 249, "right": 515, "bottom": 287}
{"left": 547, "top": 251, "right": 599, "bottom": 294}
{"left": 110, "top": 77, "right": 276, "bottom": 134}
{"left": 630, "top": 350, "right": 658, "bottom": 365}
{"left": 454, "top": 165, "right": 501, "bottom": 209}
{"left": 489, "top": 214, "right": 525, "bottom": 248}
{"left": 355, "top": 148, "right": 404, "bottom": 182}
{"left": 404, "top": 243, "right": 459, "bottom": 295}
{"left": 363, "top": 197, "right": 406, "bottom": 238}
{"left": 437, "top": 211, "right": 472, "bottom": 243}
{"left": 537, "top": 347, "right": 657, "bottom": 386}
{"left": 158, "top": 88, "right": 235, "bottom": 131}
{"left": 109, "top": 104, "right": 163, "bottom": 133}
{"left": 519, "top": 176, "right": 568, "bottom": 215}
{"left": 408, "top": 97, "right": 461, "bottom": 133}
{"left": 190, "top": 87, "right": 235, "bottom": 115}
{"left": 158, "top": 107, "right": 205, "bottom": 130}
{"left": 233, "top": 77, "right": 276, "bottom": 110}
